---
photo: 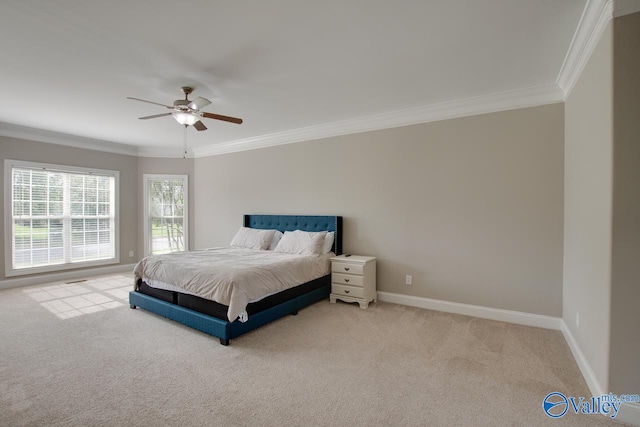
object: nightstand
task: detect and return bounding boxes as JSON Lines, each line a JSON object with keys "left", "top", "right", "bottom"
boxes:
{"left": 329, "top": 255, "right": 377, "bottom": 308}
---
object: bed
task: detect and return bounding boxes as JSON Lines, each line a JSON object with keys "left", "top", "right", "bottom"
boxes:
{"left": 129, "top": 214, "right": 343, "bottom": 345}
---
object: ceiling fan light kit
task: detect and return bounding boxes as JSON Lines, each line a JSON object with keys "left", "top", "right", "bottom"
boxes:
{"left": 173, "top": 112, "right": 199, "bottom": 126}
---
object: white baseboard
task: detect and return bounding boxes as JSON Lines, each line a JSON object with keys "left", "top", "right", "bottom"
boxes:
{"left": 561, "top": 320, "right": 639, "bottom": 426}
{"left": 376, "top": 291, "right": 562, "bottom": 330}
{"left": 560, "top": 320, "right": 605, "bottom": 396}
{"left": 617, "top": 403, "right": 640, "bottom": 426}
{"left": 0, "top": 263, "right": 136, "bottom": 290}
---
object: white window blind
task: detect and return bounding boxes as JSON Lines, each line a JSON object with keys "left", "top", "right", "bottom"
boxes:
{"left": 144, "top": 175, "right": 188, "bottom": 256}
{"left": 5, "top": 160, "right": 118, "bottom": 276}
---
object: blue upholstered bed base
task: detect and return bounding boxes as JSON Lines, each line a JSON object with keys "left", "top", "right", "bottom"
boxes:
{"left": 129, "top": 282, "right": 330, "bottom": 346}
{"left": 129, "top": 214, "right": 342, "bottom": 346}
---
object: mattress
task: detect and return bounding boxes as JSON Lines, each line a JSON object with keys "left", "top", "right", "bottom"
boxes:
{"left": 134, "top": 247, "right": 333, "bottom": 322}
{"left": 136, "top": 275, "right": 330, "bottom": 321}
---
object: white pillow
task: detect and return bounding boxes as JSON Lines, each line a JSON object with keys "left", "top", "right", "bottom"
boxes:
{"left": 268, "top": 230, "right": 284, "bottom": 250}
{"left": 322, "top": 231, "right": 335, "bottom": 254}
{"left": 274, "top": 230, "right": 327, "bottom": 255}
{"left": 230, "top": 227, "right": 275, "bottom": 250}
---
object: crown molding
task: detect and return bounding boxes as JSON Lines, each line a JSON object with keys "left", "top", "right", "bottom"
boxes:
{"left": 614, "top": 0, "right": 640, "bottom": 17}
{"left": 614, "top": 6, "right": 640, "bottom": 16}
{"left": 557, "top": 0, "right": 614, "bottom": 98}
{"left": 0, "top": 122, "right": 138, "bottom": 157}
{"left": 192, "top": 84, "right": 564, "bottom": 158}
{"left": 1, "top": 83, "right": 564, "bottom": 160}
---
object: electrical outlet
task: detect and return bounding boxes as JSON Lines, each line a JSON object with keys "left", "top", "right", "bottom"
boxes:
{"left": 405, "top": 274, "right": 412, "bottom": 285}
{"left": 129, "top": 250, "right": 134, "bottom": 258}
{"left": 576, "top": 312, "right": 580, "bottom": 328}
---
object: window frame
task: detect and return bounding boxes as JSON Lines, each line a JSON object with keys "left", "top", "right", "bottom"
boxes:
{"left": 143, "top": 174, "right": 189, "bottom": 257}
{"left": 4, "top": 159, "right": 120, "bottom": 277}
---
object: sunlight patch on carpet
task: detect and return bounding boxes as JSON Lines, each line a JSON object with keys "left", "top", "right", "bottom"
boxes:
{"left": 23, "top": 274, "right": 132, "bottom": 319}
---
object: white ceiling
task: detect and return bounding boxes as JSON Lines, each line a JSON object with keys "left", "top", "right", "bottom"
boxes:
{"left": 0, "top": 1, "right": 592, "bottom": 157}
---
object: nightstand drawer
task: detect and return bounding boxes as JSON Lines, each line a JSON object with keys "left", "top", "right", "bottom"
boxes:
{"left": 332, "top": 273, "right": 363, "bottom": 287}
{"left": 331, "top": 283, "right": 364, "bottom": 299}
{"left": 332, "top": 262, "right": 364, "bottom": 275}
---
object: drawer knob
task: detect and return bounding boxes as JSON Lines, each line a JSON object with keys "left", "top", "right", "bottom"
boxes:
{"left": 344, "top": 267, "right": 350, "bottom": 271}
{"left": 345, "top": 290, "right": 350, "bottom": 294}
{"left": 344, "top": 278, "right": 350, "bottom": 283}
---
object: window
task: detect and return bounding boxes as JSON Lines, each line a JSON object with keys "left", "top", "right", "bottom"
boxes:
{"left": 5, "top": 160, "right": 119, "bottom": 277}
{"left": 144, "top": 174, "right": 188, "bottom": 256}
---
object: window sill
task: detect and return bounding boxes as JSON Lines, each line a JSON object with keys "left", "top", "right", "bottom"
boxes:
{"left": 4, "top": 257, "right": 120, "bottom": 278}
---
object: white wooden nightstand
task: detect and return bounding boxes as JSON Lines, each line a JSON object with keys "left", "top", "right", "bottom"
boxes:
{"left": 329, "top": 255, "right": 377, "bottom": 308}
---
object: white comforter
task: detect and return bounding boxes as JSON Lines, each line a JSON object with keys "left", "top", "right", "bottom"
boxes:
{"left": 133, "top": 247, "right": 332, "bottom": 322}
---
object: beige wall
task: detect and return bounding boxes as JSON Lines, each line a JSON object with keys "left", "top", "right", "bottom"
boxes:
{"left": 563, "top": 22, "right": 613, "bottom": 390}
{"left": 610, "top": 11, "right": 640, "bottom": 394}
{"left": 0, "top": 136, "right": 139, "bottom": 280}
{"left": 137, "top": 157, "right": 195, "bottom": 260}
{"left": 194, "top": 104, "right": 565, "bottom": 317}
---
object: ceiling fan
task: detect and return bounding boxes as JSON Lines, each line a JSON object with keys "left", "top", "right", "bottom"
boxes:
{"left": 127, "top": 87, "right": 243, "bottom": 131}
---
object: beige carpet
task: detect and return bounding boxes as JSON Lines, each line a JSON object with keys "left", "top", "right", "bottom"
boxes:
{"left": 0, "top": 274, "right": 627, "bottom": 426}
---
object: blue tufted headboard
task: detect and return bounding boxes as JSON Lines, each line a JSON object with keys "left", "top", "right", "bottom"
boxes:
{"left": 244, "top": 215, "right": 343, "bottom": 255}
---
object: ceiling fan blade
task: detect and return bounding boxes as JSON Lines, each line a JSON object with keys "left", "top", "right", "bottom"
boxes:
{"left": 193, "top": 120, "right": 207, "bottom": 131}
{"left": 138, "top": 113, "right": 172, "bottom": 120}
{"left": 127, "top": 97, "right": 173, "bottom": 109}
{"left": 188, "top": 96, "right": 212, "bottom": 110}
{"left": 201, "top": 112, "right": 243, "bottom": 124}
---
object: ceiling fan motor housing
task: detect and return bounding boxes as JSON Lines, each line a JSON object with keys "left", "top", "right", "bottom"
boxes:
{"left": 173, "top": 99, "right": 190, "bottom": 109}
{"left": 175, "top": 87, "right": 194, "bottom": 110}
